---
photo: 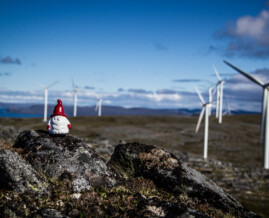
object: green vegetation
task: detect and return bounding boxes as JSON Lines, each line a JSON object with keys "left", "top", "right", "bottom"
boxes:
{"left": 0, "top": 176, "right": 238, "bottom": 217}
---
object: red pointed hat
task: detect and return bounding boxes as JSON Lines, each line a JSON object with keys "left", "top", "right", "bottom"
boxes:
{"left": 50, "top": 99, "right": 67, "bottom": 117}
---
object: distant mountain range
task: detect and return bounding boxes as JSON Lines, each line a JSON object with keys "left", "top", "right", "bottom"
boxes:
{"left": 0, "top": 102, "right": 259, "bottom": 117}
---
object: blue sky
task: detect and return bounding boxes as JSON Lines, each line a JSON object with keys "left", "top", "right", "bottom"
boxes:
{"left": 1, "top": 0, "right": 269, "bottom": 111}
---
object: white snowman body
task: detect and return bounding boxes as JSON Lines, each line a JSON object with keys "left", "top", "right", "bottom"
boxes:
{"left": 48, "top": 115, "right": 71, "bottom": 134}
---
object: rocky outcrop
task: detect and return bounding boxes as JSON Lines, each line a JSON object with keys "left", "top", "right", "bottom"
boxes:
{"left": 0, "top": 149, "right": 49, "bottom": 196}
{"left": 13, "top": 130, "right": 116, "bottom": 192}
{"left": 0, "top": 130, "right": 259, "bottom": 217}
{"left": 108, "top": 142, "right": 258, "bottom": 217}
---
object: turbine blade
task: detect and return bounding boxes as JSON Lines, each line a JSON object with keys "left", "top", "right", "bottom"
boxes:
{"left": 47, "top": 80, "right": 59, "bottom": 89}
{"left": 72, "top": 78, "right": 78, "bottom": 91}
{"left": 196, "top": 107, "right": 205, "bottom": 133}
{"left": 195, "top": 87, "right": 205, "bottom": 104}
{"left": 212, "top": 86, "right": 217, "bottom": 98}
{"left": 95, "top": 103, "right": 99, "bottom": 111}
{"left": 224, "top": 60, "right": 264, "bottom": 87}
{"left": 213, "top": 65, "right": 221, "bottom": 81}
{"left": 208, "top": 87, "right": 212, "bottom": 101}
{"left": 36, "top": 82, "right": 46, "bottom": 88}
{"left": 95, "top": 99, "right": 101, "bottom": 111}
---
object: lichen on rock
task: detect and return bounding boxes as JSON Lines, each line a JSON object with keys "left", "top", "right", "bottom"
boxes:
{"left": 0, "top": 130, "right": 259, "bottom": 217}
{"left": 108, "top": 142, "right": 258, "bottom": 217}
{"left": 0, "top": 149, "right": 49, "bottom": 196}
{"left": 13, "top": 130, "right": 117, "bottom": 192}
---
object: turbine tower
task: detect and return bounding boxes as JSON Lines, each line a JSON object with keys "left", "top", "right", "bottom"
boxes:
{"left": 72, "top": 79, "right": 77, "bottom": 117}
{"left": 38, "top": 81, "right": 58, "bottom": 122}
{"left": 195, "top": 87, "right": 212, "bottom": 159}
{"left": 213, "top": 65, "right": 225, "bottom": 124}
{"left": 224, "top": 60, "right": 269, "bottom": 169}
{"left": 208, "top": 86, "right": 213, "bottom": 116}
{"left": 95, "top": 98, "right": 102, "bottom": 117}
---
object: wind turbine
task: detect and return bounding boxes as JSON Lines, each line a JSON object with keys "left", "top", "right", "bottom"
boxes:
{"left": 223, "top": 98, "right": 237, "bottom": 116}
{"left": 224, "top": 60, "right": 269, "bottom": 169}
{"left": 223, "top": 101, "right": 232, "bottom": 116}
{"left": 72, "top": 79, "right": 78, "bottom": 117}
{"left": 95, "top": 98, "right": 102, "bottom": 117}
{"left": 213, "top": 65, "right": 225, "bottom": 124}
{"left": 38, "top": 81, "right": 58, "bottom": 122}
{"left": 195, "top": 87, "right": 212, "bottom": 159}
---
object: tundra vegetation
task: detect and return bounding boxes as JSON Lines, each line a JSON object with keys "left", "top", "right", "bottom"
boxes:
{"left": 0, "top": 115, "right": 268, "bottom": 217}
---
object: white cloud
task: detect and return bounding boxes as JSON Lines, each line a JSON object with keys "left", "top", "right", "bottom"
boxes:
{"left": 235, "top": 10, "right": 269, "bottom": 44}
{"left": 0, "top": 89, "right": 185, "bottom": 109}
{"left": 145, "top": 92, "right": 181, "bottom": 102}
{"left": 213, "top": 10, "right": 269, "bottom": 58}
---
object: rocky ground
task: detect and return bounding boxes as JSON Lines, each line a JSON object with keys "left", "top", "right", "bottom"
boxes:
{"left": 85, "top": 137, "right": 269, "bottom": 218}
{"left": 0, "top": 115, "right": 268, "bottom": 217}
{"left": 0, "top": 129, "right": 258, "bottom": 217}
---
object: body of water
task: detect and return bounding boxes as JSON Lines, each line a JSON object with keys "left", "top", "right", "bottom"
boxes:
{"left": 0, "top": 108, "right": 43, "bottom": 118}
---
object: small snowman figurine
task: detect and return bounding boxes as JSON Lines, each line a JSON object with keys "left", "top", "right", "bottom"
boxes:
{"left": 47, "top": 99, "right": 71, "bottom": 135}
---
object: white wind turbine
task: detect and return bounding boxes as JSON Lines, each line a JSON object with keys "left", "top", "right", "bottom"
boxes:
{"left": 223, "top": 98, "right": 237, "bottom": 116}
{"left": 72, "top": 79, "right": 78, "bottom": 117}
{"left": 224, "top": 60, "right": 269, "bottom": 169}
{"left": 195, "top": 87, "right": 212, "bottom": 159}
{"left": 95, "top": 98, "right": 102, "bottom": 117}
{"left": 38, "top": 81, "right": 59, "bottom": 122}
{"left": 213, "top": 65, "right": 225, "bottom": 124}
{"left": 223, "top": 101, "right": 232, "bottom": 116}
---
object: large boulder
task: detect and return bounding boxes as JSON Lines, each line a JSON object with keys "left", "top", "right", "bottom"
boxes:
{"left": 0, "top": 149, "right": 49, "bottom": 196}
{"left": 108, "top": 142, "right": 258, "bottom": 218}
{"left": 0, "top": 130, "right": 258, "bottom": 217}
{"left": 13, "top": 130, "right": 116, "bottom": 192}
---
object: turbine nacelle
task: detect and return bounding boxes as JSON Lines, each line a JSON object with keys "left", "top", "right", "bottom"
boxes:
{"left": 203, "top": 103, "right": 212, "bottom": 107}
{"left": 217, "top": 80, "right": 225, "bottom": 85}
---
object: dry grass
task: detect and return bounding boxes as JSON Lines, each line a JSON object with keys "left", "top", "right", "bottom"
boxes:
{"left": 0, "top": 114, "right": 261, "bottom": 167}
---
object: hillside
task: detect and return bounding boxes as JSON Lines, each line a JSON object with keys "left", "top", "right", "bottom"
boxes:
{"left": 0, "top": 102, "right": 256, "bottom": 117}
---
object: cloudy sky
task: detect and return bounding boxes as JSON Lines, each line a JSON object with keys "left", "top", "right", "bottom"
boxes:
{"left": 1, "top": 0, "right": 269, "bottom": 112}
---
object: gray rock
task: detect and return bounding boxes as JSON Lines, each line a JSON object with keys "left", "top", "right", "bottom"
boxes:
{"left": 13, "top": 130, "right": 117, "bottom": 192}
{"left": 0, "top": 125, "right": 20, "bottom": 143}
{"left": 0, "top": 149, "right": 49, "bottom": 196}
{"left": 72, "top": 177, "right": 91, "bottom": 193}
{"left": 1, "top": 130, "right": 258, "bottom": 217}
{"left": 35, "top": 208, "right": 69, "bottom": 218}
{"left": 108, "top": 142, "right": 258, "bottom": 218}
